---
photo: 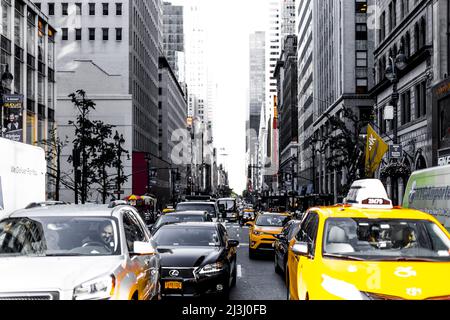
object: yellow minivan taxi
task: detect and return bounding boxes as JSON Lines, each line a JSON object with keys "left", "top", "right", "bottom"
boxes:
{"left": 248, "top": 212, "right": 291, "bottom": 259}
{"left": 287, "top": 179, "right": 450, "bottom": 300}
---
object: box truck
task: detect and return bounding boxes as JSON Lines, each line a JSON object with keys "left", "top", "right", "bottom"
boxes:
{"left": 403, "top": 165, "right": 450, "bottom": 232}
{"left": 0, "top": 137, "right": 46, "bottom": 217}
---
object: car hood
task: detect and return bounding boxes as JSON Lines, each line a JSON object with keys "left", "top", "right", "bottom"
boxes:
{"left": 321, "top": 258, "right": 450, "bottom": 300}
{"left": 0, "top": 256, "right": 124, "bottom": 293}
{"left": 157, "top": 246, "right": 222, "bottom": 268}
{"left": 254, "top": 226, "right": 283, "bottom": 234}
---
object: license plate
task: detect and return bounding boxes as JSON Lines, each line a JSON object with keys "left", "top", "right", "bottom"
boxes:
{"left": 165, "top": 281, "right": 182, "bottom": 290}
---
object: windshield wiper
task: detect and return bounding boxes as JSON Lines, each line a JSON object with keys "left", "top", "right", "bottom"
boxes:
{"left": 323, "top": 253, "right": 365, "bottom": 261}
{"left": 43, "top": 253, "right": 87, "bottom": 257}
{"left": 384, "top": 257, "right": 440, "bottom": 262}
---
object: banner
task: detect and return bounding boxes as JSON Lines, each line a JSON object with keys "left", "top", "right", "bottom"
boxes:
{"left": 2, "top": 94, "right": 24, "bottom": 143}
{"left": 365, "top": 124, "right": 389, "bottom": 177}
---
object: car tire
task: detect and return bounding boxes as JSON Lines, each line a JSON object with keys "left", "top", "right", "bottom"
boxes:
{"left": 230, "top": 260, "right": 237, "bottom": 288}
{"left": 248, "top": 248, "right": 256, "bottom": 260}
{"left": 274, "top": 254, "right": 283, "bottom": 275}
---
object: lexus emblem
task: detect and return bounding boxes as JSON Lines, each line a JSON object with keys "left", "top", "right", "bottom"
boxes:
{"left": 169, "top": 270, "right": 180, "bottom": 277}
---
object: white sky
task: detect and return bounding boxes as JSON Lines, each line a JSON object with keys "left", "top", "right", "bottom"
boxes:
{"left": 170, "top": 0, "right": 268, "bottom": 194}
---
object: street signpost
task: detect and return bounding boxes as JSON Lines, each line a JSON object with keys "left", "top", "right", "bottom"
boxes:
{"left": 389, "top": 144, "right": 403, "bottom": 159}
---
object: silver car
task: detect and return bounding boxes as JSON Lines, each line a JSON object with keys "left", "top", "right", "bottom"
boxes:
{"left": 0, "top": 204, "right": 160, "bottom": 300}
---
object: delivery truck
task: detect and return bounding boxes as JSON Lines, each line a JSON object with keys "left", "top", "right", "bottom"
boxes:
{"left": 403, "top": 165, "right": 450, "bottom": 232}
{"left": 0, "top": 137, "right": 46, "bottom": 217}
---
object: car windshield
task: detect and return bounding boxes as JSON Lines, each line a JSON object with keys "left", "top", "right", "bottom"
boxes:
{"left": 256, "top": 215, "right": 289, "bottom": 227}
{"left": 154, "top": 227, "right": 221, "bottom": 247}
{"left": 322, "top": 218, "right": 450, "bottom": 262}
{"left": 153, "top": 215, "right": 205, "bottom": 230}
{"left": 0, "top": 217, "right": 120, "bottom": 257}
{"left": 218, "top": 200, "right": 236, "bottom": 211}
{"left": 176, "top": 203, "right": 216, "bottom": 217}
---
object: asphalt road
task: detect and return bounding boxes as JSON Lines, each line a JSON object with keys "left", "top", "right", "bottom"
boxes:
{"left": 225, "top": 222, "right": 287, "bottom": 300}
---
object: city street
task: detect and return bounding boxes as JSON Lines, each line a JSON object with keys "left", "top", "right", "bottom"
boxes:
{"left": 225, "top": 223, "right": 287, "bottom": 300}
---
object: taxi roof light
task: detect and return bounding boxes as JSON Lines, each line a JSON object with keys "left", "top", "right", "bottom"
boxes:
{"left": 344, "top": 179, "right": 393, "bottom": 209}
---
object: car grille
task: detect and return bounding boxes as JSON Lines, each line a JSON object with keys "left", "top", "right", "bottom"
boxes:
{"left": 258, "top": 243, "right": 275, "bottom": 250}
{"left": 161, "top": 267, "right": 196, "bottom": 279}
{"left": 0, "top": 292, "right": 59, "bottom": 300}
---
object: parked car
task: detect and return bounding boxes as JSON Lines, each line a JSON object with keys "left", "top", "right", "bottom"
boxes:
{"left": 274, "top": 220, "right": 302, "bottom": 275}
{"left": 153, "top": 222, "right": 239, "bottom": 298}
{"left": 175, "top": 202, "right": 219, "bottom": 222}
{"left": 150, "top": 211, "right": 213, "bottom": 234}
{"left": 0, "top": 204, "right": 160, "bottom": 300}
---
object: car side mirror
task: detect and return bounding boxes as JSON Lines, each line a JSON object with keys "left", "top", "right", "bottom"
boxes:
{"left": 291, "top": 242, "right": 309, "bottom": 256}
{"left": 132, "top": 241, "right": 156, "bottom": 256}
{"left": 228, "top": 239, "right": 240, "bottom": 248}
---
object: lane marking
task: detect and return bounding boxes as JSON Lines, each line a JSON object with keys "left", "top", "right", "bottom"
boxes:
{"left": 239, "top": 243, "right": 249, "bottom": 247}
{"left": 237, "top": 265, "right": 242, "bottom": 278}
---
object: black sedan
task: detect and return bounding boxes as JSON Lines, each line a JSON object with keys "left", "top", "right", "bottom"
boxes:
{"left": 150, "top": 211, "right": 212, "bottom": 234}
{"left": 153, "top": 222, "right": 239, "bottom": 298}
{"left": 274, "top": 220, "right": 302, "bottom": 276}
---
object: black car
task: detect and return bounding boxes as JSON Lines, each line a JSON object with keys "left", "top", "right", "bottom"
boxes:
{"left": 274, "top": 220, "right": 302, "bottom": 275}
{"left": 153, "top": 222, "right": 239, "bottom": 298}
{"left": 150, "top": 211, "right": 212, "bottom": 234}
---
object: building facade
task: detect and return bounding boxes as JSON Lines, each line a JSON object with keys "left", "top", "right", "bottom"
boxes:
{"left": 274, "top": 35, "right": 298, "bottom": 198}
{"left": 371, "top": 0, "right": 449, "bottom": 204}
{"left": 162, "top": 2, "right": 184, "bottom": 83}
{"left": 36, "top": 0, "right": 164, "bottom": 202}
{"left": 1, "top": 0, "right": 56, "bottom": 146}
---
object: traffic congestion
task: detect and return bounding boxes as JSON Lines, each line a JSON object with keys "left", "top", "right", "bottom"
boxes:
{"left": 1, "top": 174, "right": 450, "bottom": 300}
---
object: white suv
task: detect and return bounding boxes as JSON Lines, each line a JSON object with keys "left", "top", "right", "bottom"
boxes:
{"left": 0, "top": 204, "right": 160, "bottom": 300}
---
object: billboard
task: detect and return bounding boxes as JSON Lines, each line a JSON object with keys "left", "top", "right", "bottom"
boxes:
{"left": 2, "top": 94, "right": 24, "bottom": 143}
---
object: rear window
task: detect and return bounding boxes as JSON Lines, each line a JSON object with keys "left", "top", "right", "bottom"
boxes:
{"left": 176, "top": 203, "right": 217, "bottom": 217}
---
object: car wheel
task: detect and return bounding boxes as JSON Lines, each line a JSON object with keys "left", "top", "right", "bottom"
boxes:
{"left": 274, "top": 254, "right": 283, "bottom": 275}
{"left": 230, "top": 260, "right": 237, "bottom": 288}
{"left": 248, "top": 248, "right": 256, "bottom": 260}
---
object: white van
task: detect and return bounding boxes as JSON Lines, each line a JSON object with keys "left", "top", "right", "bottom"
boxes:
{"left": 403, "top": 165, "right": 450, "bottom": 231}
{"left": 0, "top": 138, "right": 46, "bottom": 217}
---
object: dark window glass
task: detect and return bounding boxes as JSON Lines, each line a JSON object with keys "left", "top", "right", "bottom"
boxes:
{"left": 296, "top": 212, "right": 319, "bottom": 256}
{"left": 153, "top": 227, "right": 222, "bottom": 247}
{"left": 116, "top": 3, "right": 122, "bottom": 15}
{"left": 62, "top": 3, "right": 68, "bottom": 15}
{"left": 89, "top": 28, "right": 95, "bottom": 41}
{"left": 48, "top": 3, "right": 55, "bottom": 15}
{"left": 89, "top": 3, "right": 95, "bottom": 15}
{"left": 75, "top": 28, "right": 81, "bottom": 40}
{"left": 102, "top": 3, "right": 109, "bottom": 15}
{"left": 116, "top": 28, "right": 122, "bottom": 41}
{"left": 61, "top": 28, "right": 68, "bottom": 40}
{"left": 75, "top": 3, "right": 82, "bottom": 15}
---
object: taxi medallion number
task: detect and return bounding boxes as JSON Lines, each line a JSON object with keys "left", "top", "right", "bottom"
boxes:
{"left": 165, "top": 281, "right": 183, "bottom": 290}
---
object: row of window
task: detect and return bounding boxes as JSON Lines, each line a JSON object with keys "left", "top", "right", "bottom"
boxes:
{"left": 61, "top": 27, "right": 123, "bottom": 41}
{"left": 34, "top": 2, "right": 123, "bottom": 16}
{"left": 379, "top": 0, "right": 420, "bottom": 42}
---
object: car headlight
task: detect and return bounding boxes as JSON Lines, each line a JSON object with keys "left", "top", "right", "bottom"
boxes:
{"left": 198, "top": 262, "right": 225, "bottom": 275}
{"left": 73, "top": 275, "right": 116, "bottom": 300}
{"left": 321, "top": 275, "right": 368, "bottom": 300}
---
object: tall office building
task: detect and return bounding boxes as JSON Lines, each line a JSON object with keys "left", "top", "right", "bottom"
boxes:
{"left": 36, "top": 0, "right": 164, "bottom": 201}
{"left": 296, "top": 0, "right": 316, "bottom": 196}
{"left": 313, "top": 0, "right": 375, "bottom": 202}
{"left": 162, "top": 2, "right": 185, "bottom": 83}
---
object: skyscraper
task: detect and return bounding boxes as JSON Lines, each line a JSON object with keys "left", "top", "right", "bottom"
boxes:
{"left": 162, "top": 2, "right": 185, "bottom": 83}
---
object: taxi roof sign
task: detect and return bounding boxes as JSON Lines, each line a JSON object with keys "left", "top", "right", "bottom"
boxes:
{"left": 344, "top": 179, "right": 393, "bottom": 209}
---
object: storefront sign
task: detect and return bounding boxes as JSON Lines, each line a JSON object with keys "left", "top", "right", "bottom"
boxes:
{"left": 389, "top": 144, "right": 403, "bottom": 159}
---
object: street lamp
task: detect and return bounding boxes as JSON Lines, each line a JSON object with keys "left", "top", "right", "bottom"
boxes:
{"left": 114, "top": 131, "right": 125, "bottom": 200}
{"left": 0, "top": 64, "right": 14, "bottom": 137}
{"left": 385, "top": 52, "right": 408, "bottom": 204}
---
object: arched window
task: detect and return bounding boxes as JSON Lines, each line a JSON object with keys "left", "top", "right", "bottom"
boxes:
{"left": 415, "top": 155, "right": 427, "bottom": 170}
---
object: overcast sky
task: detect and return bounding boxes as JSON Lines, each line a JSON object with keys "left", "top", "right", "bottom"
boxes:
{"left": 170, "top": 0, "right": 268, "bottom": 194}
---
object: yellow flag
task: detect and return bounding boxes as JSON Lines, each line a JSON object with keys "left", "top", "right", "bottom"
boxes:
{"left": 365, "top": 125, "right": 389, "bottom": 177}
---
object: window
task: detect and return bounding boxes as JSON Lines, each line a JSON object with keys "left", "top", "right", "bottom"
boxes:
{"left": 61, "top": 3, "right": 68, "bottom": 16}
{"left": 379, "top": 11, "right": 386, "bottom": 41}
{"left": 89, "top": 28, "right": 95, "bottom": 41}
{"left": 356, "top": 78, "right": 368, "bottom": 94}
{"left": 401, "top": 90, "right": 411, "bottom": 125}
{"left": 116, "top": 3, "right": 122, "bottom": 15}
{"left": 61, "top": 28, "right": 68, "bottom": 40}
{"left": 102, "top": 28, "right": 109, "bottom": 40}
{"left": 356, "top": 23, "right": 368, "bottom": 40}
{"left": 356, "top": 51, "right": 368, "bottom": 67}
{"left": 35, "top": 3, "right": 41, "bottom": 10}
{"left": 296, "top": 212, "right": 319, "bottom": 257}
{"left": 356, "top": 1, "right": 368, "bottom": 13}
{"left": 102, "top": 3, "right": 109, "bottom": 15}
{"left": 75, "top": 3, "right": 82, "bottom": 15}
{"left": 116, "top": 28, "right": 122, "bottom": 41}
{"left": 415, "top": 81, "right": 427, "bottom": 119}
{"left": 75, "top": 28, "right": 81, "bottom": 41}
{"left": 123, "top": 212, "right": 146, "bottom": 253}
{"left": 48, "top": 3, "right": 55, "bottom": 15}
{"left": 89, "top": 3, "right": 95, "bottom": 15}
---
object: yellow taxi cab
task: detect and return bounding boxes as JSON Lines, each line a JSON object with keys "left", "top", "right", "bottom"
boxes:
{"left": 286, "top": 179, "right": 450, "bottom": 300}
{"left": 247, "top": 212, "right": 291, "bottom": 259}
{"left": 162, "top": 208, "right": 176, "bottom": 214}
